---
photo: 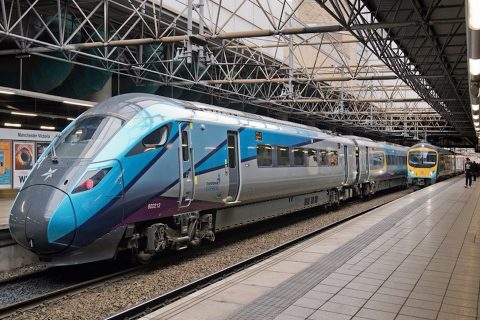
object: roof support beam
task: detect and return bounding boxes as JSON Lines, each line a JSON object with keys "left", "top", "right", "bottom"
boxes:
{"left": 203, "top": 75, "right": 398, "bottom": 84}
{"left": 0, "top": 19, "right": 461, "bottom": 56}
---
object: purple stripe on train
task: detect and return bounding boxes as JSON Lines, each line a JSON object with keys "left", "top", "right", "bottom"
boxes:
{"left": 122, "top": 197, "right": 219, "bottom": 225}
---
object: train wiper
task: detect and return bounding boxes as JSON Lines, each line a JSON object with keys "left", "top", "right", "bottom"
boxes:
{"left": 51, "top": 134, "right": 59, "bottom": 164}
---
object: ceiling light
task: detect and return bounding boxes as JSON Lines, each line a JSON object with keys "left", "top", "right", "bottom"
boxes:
{"left": 62, "top": 100, "right": 94, "bottom": 107}
{"left": 474, "top": 114, "right": 479, "bottom": 120}
{"left": 470, "top": 59, "right": 480, "bottom": 76}
{"left": 40, "top": 125, "right": 55, "bottom": 130}
{"left": 473, "top": 104, "right": 479, "bottom": 112}
{"left": 5, "top": 123, "right": 21, "bottom": 127}
{"left": 0, "top": 90, "right": 15, "bottom": 95}
{"left": 468, "top": 0, "right": 480, "bottom": 29}
{"left": 11, "top": 111, "right": 37, "bottom": 117}
{"left": 67, "top": 117, "right": 75, "bottom": 121}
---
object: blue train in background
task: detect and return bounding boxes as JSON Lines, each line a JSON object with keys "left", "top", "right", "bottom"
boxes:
{"left": 9, "top": 94, "right": 408, "bottom": 265}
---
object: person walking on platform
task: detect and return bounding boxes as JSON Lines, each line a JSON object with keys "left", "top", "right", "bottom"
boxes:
{"left": 465, "top": 158, "right": 473, "bottom": 188}
{"left": 473, "top": 161, "right": 478, "bottom": 182}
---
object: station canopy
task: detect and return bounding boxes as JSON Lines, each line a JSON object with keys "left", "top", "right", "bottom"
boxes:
{"left": 0, "top": 0, "right": 474, "bottom": 147}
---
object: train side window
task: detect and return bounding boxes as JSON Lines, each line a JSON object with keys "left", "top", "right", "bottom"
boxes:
{"left": 257, "top": 144, "right": 273, "bottom": 167}
{"left": 371, "top": 152, "right": 384, "bottom": 168}
{"left": 227, "top": 135, "right": 236, "bottom": 169}
{"left": 307, "top": 149, "right": 318, "bottom": 166}
{"left": 318, "top": 150, "right": 329, "bottom": 166}
{"left": 181, "top": 130, "right": 189, "bottom": 161}
{"left": 143, "top": 126, "right": 169, "bottom": 149}
{"left": 277, "top": 146, "right": 290, "bottom": 166}
{"left": 329, "top": 151, "right": 338, "bottom": 166}
{"left": 127, "top": 124, "right": 170, "bottom": 156}
{"left": 293, "top": 148, "right": 306, "bottom": 166}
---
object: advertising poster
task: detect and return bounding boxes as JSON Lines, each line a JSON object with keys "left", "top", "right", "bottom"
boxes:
{"left": 0, "top": 140, "right": 12, "bottom": 189}
{"left": 36, "top": 142, "right": 50, "bottom": 161}
{"left": 13, "top": 142, "right": 35, "bottom": 189}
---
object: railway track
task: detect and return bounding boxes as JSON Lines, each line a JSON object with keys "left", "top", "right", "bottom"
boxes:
{"left": 0, "top": 188, "right": 411, "bottom": 320}
{"left": 0, "top": 261, "right": 144, "bottom": 319}
{"left": 105, "top": 199, "right": 394, "bottom": 320}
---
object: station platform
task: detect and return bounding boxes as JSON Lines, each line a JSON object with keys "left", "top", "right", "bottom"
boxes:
{"left": 142, "top": 176, "right": 480, "bottom": 320}
{"left": 0, "top": 199, "right": 12, "bottom": 229}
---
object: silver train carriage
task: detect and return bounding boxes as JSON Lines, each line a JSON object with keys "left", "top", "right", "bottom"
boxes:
{"left": 9, "top": 94, "right": 408, "bottom": 265}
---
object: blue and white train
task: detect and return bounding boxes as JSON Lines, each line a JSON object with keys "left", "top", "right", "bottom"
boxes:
{"left": 9, "top": 94, "right": 408, "bottom": 265}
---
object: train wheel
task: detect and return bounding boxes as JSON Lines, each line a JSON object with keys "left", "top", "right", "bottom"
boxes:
{"left": 136, "top": 251, "right": 154, "bottom": 264}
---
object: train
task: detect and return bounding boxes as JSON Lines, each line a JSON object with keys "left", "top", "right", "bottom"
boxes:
{"left": 9, "top": 93, "right": 410, "bottom": 265}
{"left": 407, "top": 143, "right": 464, "bottom": 187}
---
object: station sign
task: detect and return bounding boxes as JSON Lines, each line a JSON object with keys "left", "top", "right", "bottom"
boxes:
{"left": 0, "top": 128, "right": 58, "bottom": 142}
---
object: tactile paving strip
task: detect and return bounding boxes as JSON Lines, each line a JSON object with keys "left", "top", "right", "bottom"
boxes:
{"left": 229, "top": 183, "right": 452, "bottom": 319}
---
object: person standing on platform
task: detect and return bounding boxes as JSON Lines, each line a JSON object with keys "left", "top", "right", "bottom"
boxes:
{"left": 465, "top": 158, "right": 473, "bottom": 188}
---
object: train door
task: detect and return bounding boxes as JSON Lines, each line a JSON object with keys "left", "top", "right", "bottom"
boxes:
{"left": 355, "top": 146, "right": 360, "bottom": 183}
{"left": 366, "top": 147, "right": 370, "bottom": 181}
{"left": 343, "top": 145, "right": 349, "bottom": 184}
{"left": 226, "top": 131, "right": 240, "bottom": 202}
{"left": 179, "top": 123, "right": 195, "bottom": 208}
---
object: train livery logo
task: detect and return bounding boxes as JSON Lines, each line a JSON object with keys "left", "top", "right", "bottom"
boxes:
{"left": 205, "top": 173, "right": 221, "bottom": 192}
{"left": 41, "top": 168, "right": 57, "bottom": 181}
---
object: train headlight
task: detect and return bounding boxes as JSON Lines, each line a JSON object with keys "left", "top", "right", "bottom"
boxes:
{"left": 430, "top": 170, "right": 435, "bottom": 176}
{"left": 73, "top": 167, "right": 112, "bottom": 193}
{"left": 408, "top": 170, "right": 414, "bottom": 176}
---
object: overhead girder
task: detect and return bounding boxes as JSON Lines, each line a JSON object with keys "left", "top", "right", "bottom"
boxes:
{"left": 0, "top": 0, "right": 461, "bottom": 144}
{"left": 312, "top": 0, "right": 473, "bottom": 143}
{"left": 0, "top": 18, "right": 467, "bottom": 55}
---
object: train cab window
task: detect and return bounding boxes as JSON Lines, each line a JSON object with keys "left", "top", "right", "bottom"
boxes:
{"left": 307, "top": 149, "right": 318, "bottom": 167}
{"left": 293, "top": 148, "right": 306, "bottom": 166}
{"left": 56, "top": 115, "right": 124, "bottom": 158}
{"left": 277, "top": 146, "right": 290, "bottom": 166}
{"left": 181, "top": 130, "right": 189, "bottom": 161}
{"left": 257, "top": 145, "right": 273, "bottom": 167}
{"left": 408, "top": 151, "right": 436, "bottom": 168}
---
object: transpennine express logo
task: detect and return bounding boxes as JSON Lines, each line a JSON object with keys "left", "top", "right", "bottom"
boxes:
{"left": 41, "top": 168, "right": 57, "bottom": 181}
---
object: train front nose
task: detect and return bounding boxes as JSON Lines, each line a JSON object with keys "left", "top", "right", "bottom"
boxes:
{"left": 9, "top": 185, "right": 76, "bottom": 254}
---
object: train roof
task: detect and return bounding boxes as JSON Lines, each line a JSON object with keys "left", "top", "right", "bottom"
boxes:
{"left": 83, "top": 93, "right": 358, "bottom": 143}
{"left": 342, "top": 135, "right": 408, "bottom": 151}
{"left": 85, "top": 93, "right": 328, "bottom": 133}
{"left": 409, "top": 143, "right": 456, "bottom": 155}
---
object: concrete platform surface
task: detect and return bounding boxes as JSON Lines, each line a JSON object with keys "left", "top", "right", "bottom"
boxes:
{"left": 142, "top": 176, "right": 480, "bottom": 320}
{"left": 0, "top": 199, "right": 12, "bottom": 229}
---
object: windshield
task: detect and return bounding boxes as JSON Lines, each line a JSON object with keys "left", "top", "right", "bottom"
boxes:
{"left": 408, "top": 151, "right": 437, "bottom": 168}
{"left": 53, "top": 116, "right": 124, "bottom": 159}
